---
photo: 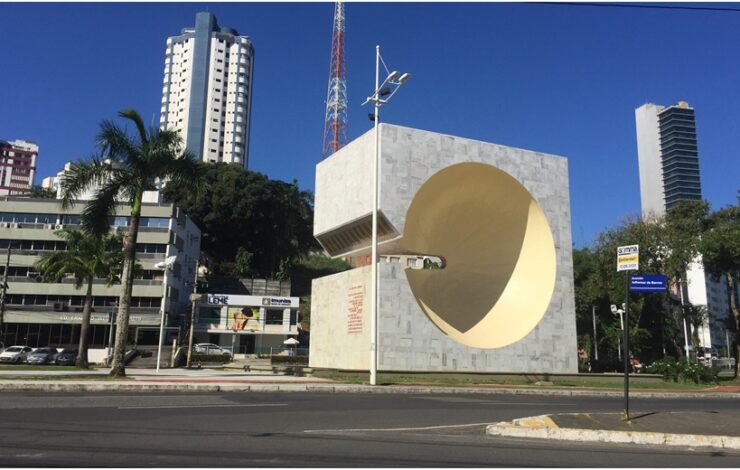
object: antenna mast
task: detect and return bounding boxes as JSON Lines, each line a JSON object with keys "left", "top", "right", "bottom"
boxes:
{"left": 323, "top": 2, "right": 348, "bottom": 155}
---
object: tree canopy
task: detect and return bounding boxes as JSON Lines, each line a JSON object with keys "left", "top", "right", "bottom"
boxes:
{"left": 574, "top": 201, "right": 738, "bottom": 371}
{"left": 34, "top": 229, "right": 123, "bottom": 368}
{"left": 163, "top": 162, "right": 318, "bottom": 278}
{"left": 61, "top": 108, "right": 201, "bottom": 377}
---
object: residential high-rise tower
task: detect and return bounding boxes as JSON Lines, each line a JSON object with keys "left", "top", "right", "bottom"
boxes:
{"left": 0, "top": 139, "right": 37, "bottom": 196}
{"left": 635, "top": 101, "right": 702, "bottom": 218}
{"left": 160, "top": 12, "right": 254, "bottom": 168}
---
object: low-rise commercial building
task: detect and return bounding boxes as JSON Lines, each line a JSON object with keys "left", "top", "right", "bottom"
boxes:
{"left": 0, "top": 197, "right": 200, "bottom": 361}
{"left": 193, "top": 292, "right": 300, "bottom": 356}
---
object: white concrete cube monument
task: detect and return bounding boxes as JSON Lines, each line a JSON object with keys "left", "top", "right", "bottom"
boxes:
{"left": 310, "top": 124, "right": 577, "bottom": 373}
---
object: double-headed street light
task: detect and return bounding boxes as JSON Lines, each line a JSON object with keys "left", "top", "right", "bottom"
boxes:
{"left": 362, "top": 45, "right": 410, "bottom": 386}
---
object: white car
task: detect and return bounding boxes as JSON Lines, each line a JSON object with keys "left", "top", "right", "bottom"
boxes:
{"left": 0, "top": 346, "right": 33, "bottom": 364}
{"left": 193, "top": 343, "right": 232, "bottom": 357}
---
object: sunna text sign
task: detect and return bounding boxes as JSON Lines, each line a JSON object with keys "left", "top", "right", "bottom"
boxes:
{"left": 617, "top": 245, "right": 639, "bottom": 272}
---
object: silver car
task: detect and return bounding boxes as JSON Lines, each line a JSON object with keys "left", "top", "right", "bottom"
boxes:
{"left": 25, "top": 347, "right": 59, "bottom": 365}
{"left": 0, "top": 346, "right": 33, "bottom": 363}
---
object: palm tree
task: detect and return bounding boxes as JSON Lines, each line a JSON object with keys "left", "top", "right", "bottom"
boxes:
{"left": 60, "top": 108, "right": 200, "bottom": 377}
{"left": 34, "top": 230, "right": 123, "bottom": 368}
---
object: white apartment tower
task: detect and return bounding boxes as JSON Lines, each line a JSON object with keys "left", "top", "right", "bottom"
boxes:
{"left": 160, "top": 12, "right": 254, "bottom": 168}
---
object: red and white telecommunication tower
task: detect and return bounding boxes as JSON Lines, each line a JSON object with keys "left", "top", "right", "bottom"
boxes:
{"left": 323, "top": 2, "right": 348, "bottom": 155}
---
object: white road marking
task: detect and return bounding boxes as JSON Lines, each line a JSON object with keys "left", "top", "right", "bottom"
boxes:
{"left": 477, "top": 401, "right": 577, "bottom": 406}
{"left": 304, "top": 422, "right": 493, "bottom": 433}
{"left": 411, "top": 397, "right": 575, "bottom": 406}
{"left": 119, "top": 403, "right": 288, "bottom": 410}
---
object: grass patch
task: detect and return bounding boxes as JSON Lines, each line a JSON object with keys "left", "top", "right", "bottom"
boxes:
{"left": 313, "top": 370, "right": 729, "bottom": 390}
{"left": 551, "top": 379, "right": 709, "bottom": 390}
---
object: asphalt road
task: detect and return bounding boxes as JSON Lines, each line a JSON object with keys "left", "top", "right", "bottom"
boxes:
{"left": 0, "top": 391, "right": 738, "bottom": 467}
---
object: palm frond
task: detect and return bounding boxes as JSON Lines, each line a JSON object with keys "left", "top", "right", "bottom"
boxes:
{"left": 81, "top": 182, "right": 123, "bottom": 237}
{"left": 119, "top": 109, "right": 149, "bottom": 146}
{"left": 59, "top": 157, "right": 115, "bottom": 209}
{"left": 36, "top": 229, "right": 124, "bottom": 291}
{"left": 96, "top": 120, "right": 140, "bottom": 164}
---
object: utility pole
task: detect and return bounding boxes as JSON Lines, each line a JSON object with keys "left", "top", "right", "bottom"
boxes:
{"left": 186, "top": 291, "right": 201, "bottom": 368}
{"left": 0, "top": 245, "right": 10, "bottom": 343}
{"left": 592, "top": 304, "right": 598, "bottom": 361}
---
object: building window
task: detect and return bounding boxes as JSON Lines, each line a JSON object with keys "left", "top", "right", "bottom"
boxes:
{"left": 265, "top": 309, "right": 283, "bottom": 325}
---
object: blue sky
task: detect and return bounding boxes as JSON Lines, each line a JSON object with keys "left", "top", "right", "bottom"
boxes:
{"left": 1, "top": 2, "right": 738, "bottom": 247}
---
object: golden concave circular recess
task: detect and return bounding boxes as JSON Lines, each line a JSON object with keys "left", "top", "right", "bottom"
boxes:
{"left": 399, "top": 162, "right": 557, "bottom": 349}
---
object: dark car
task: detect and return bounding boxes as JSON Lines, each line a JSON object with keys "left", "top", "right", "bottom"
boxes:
{"left": 25, "top": 347, "right": 59, "bottom": 365}
{"left": 55, "top": 349, "right": 78, "bottom": 366}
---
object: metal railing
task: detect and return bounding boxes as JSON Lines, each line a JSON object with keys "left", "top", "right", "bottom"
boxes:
{"left": 256, "top": 347, "right": 308, "bottom": 357}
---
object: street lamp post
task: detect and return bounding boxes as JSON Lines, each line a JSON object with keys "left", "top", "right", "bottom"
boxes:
{"left": 611, "top": 304, "right": 624, "bottom": 360}
{"left": 592, "top": 304, "right": 598, "bottom": 361}
{"left": 156, "top": 307, "right": 166, "bottom": 373}
{"left": 154, "top": 256, "right": 176, "bottom": 374}
{"left": 362, "top": 45, "right": 410, "bottom": 386}
{"left": 612, "top": 301, "right": 630, "bottom": 421}
{"left": 106, "top": 301, "right": 118, "bottom": 366}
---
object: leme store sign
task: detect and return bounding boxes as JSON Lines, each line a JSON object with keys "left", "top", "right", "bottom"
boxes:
{"left": 206, "top": 294, "right": 298, "bottom": 308}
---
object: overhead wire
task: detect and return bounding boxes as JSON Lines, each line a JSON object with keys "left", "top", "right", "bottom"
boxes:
{"left": 529, "top": 2, "right": 740, "bottom": 13}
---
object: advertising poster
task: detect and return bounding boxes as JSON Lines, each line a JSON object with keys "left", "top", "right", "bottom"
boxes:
{"left": 228, "top": 307, "right": 261, "bottom": 331}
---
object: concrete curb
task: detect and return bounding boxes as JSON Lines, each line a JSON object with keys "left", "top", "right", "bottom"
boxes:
{"left": 486, "top": 414, "right": 740, "bottom": 450}
{"left": 1, "top": 380, "right": 740, "bottom": 398}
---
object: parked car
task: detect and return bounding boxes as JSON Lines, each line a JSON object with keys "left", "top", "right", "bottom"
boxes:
{"left": 25, "top": 347, "right": 59, "bottom": 365}
{"left": 193, "top": 343, "right": 232, "bottom": 357}
{"left": 0, "top": 346, "right": 33, "bottom": 364}
{"left": 55, "top": 348, "right": 79, "bottom": 366}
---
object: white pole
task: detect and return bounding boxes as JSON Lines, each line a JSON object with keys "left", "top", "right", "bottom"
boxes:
{"left": 107, "top": 309, "right": 114, "bottom": 366}
{"left": 683, "top": 318, "right": 690, "bottom": 360}
{"left": 156, "top": 309, "right": 165, "bottom": 373}
{"left": 370, "top": 44, "right": 380, "bottom": 386}
{"left": 155, "top": 260, "right": 171, "bottom": 373}
{"left": 727, "top": 330, "right": 731, "bottom": 358}
{"left": 592, "top": 304, "right": 598, "bottom": 361}
{"left": 679, "top": 280, "right": 690, "bottom": 360}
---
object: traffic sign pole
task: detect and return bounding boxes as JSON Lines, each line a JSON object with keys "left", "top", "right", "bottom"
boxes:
{"left": 623, "top": 272, "right": 630, "bottom": 422}
{"left": 617, "top": 244, "right": 638, "bottom": 423}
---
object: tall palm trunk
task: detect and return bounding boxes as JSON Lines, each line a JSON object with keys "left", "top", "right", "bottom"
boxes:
{"left": 110, "top": 192, "right": 143, "bottom": 377}
{"left": 76, "top": 279, "right": 94, "bottom": 369}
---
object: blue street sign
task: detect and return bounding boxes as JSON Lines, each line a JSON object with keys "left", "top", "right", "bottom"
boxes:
{"left": 629, "top": 274, "right": 667, "bottom": 293}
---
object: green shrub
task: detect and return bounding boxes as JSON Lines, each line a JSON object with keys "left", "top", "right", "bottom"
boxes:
{"left": 270, "top": 355, "right": 308, "bottom": 365}
{"left": 190, "top": 353, "right": 231, "bottom": 364}
{"left": 647, "top": 357, "right": 719, "bottom": 384}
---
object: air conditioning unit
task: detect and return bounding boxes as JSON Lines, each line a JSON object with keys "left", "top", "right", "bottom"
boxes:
{"left": 0, "top": 222, "right": 8, "bottom": 228}
{"left": 44, "top": 224, "right": 54, "bottom": 230}
{"left": 54, "top": 224, "right": 64, "bottom": 230}
{"left": 9, "top": 223, "right": 19, "bottom": 229}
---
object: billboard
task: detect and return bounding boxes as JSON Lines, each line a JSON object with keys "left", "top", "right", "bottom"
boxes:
{"left": 227, "top": 307, "right": 261, "bottom": 331}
